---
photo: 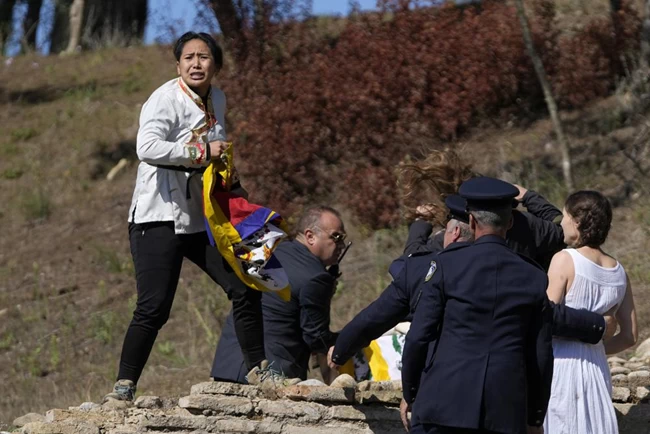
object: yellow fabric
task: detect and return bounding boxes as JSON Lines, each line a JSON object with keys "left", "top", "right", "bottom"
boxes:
{"left": 203, "top": 145, "right": 291, "bottom": 301}
{"left": 339, "top": 358, "right": 355, "bottom": 377}
{"left": 338, "top": 340, "right": 391, "bottom": 381}
{"left": 364, "top": 340, "right": 391, "bottom": 381}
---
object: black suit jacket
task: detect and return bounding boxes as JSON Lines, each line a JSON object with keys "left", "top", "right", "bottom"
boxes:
{"left": 330, "top": 249, "right": 447, "bottom": 366}
{"left": 211, "top": 240, "right": 338, "bottom": 382}
{"left": 402, "top": 236, "right": 553, "bottom": 433}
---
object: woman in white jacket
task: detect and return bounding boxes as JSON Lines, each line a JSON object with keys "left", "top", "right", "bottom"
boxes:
{"left": 104, "top": 32, "right": 267, "bottom": 402}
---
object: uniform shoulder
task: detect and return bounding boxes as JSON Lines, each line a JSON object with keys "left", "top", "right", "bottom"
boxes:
{"left": 516, "top": 251, "right": 546, "bottom": 274}
{"left": 439, "top": 241, "right": 472, "bottom": 255}
{"left": 401, "top": 251, "right": 438, "bottom": 272}
{"left": 407, "top": 250, "right": 436, "bottom": 258}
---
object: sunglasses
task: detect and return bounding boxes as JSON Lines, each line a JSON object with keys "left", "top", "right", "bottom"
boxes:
{"left": 329, "top": 232, "right": 347, "bottom": 243}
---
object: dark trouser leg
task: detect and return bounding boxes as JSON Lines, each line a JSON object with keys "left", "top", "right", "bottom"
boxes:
{"left": 117, "top": 222, "right": 184, "bottom": 383}
{"left": 184, "top": 231, "right": 266, "bottom": 371}
{"left": 412, "top": 425, "right": 500, "bottom": 434}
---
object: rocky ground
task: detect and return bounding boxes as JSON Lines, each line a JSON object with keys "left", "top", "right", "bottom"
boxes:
{"left": 5, "top": 338, "right": 650, "bottom": 434}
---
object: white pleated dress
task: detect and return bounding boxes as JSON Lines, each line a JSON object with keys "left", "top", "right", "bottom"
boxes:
{"left": 544, "top": 249, "right": 627, "bottom": 434}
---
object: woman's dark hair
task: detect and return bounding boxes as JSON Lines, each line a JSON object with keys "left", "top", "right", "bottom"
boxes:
{"left": 173, "top": 32, "right": 223, "bottom": 70}
{"left": 565, "top": 190, "right": 612, "bottom": 248}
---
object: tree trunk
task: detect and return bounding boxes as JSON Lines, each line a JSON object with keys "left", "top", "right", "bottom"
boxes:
{"left": 205, "top": 0, "right": 248, "bottom": 62}
{"left": 514, "top": 0, "right": 574, "bottom": 191}
{"left": 0, "top": 0, "right": 17, "bottom": 55}
{"left": 50, "top": 0, "right": 72, "bottom": 54}
{"left": 50, "top": 0, "right": 146, "bottom": 54}
{"left": 82, "top": 0, "right": 147, "bottom": 49}
{"left": 64, "top": 0, "right": 83, "bottom": 53}
{"left": 642, "top": 0, "right": 650, "bottom": 68}
{"left": 21, "top": 0, "right": 43, "bottom": 52}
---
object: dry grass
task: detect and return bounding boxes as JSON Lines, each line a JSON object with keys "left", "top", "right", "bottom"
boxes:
{"left": 2, "top": 32, "right": 650, "bottom": 427}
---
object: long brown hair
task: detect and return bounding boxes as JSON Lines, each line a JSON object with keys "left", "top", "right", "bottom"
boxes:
{"left": 397, "top": 148, "right": 475, "bottom": 226}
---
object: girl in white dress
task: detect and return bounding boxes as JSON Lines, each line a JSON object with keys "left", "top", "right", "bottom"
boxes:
{"left": 544, "top": 191, "right": 637, "bottom": 434}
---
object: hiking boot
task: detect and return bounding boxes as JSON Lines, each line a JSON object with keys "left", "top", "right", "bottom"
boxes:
{"left": 103, "top": 379, "right": 136, "bottom": 403}
{"left": 245, "top": 360, "right": 301, "bottom": 387}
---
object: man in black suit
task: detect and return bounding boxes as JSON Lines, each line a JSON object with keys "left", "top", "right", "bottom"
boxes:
{"left": 401, "top": 177, "right": 553, "bottom": 434}
{"left": 211, "top": 205, "right": 345, "bottom": 382}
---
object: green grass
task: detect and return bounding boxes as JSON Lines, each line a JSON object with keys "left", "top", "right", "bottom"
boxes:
{"left": 65, "top": 80, "right": 101, "bottom": 101}
{"left": 94, "top": 245, "right": 133, "bottom": 275}
{"left": 0, "top": 332, "right": 15, "bottom": 351}
{"left": 48, "top": 335, "right": 60, "bottom": 372}
{"left": 121, "top": 65, "right": 146, "bottom": 94}
{"left": 10, "top": 127, "right": 38, "bottom": 142}
{"left": 2, "top": 167, "right": 24, "bottom": 179}
{"left": 0, "top": 142, "right": 20, "bottom": 157}
{"left": 21, "top": 189, "right": 51, "bottom": 221}
{"left": 91, "top": 312, "right": 118, "bottom": 345}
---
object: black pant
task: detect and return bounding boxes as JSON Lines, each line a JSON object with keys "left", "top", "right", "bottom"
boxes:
{"left": 117, "top": 222, "right": 265, "bottom": 384}
{"left": 412, "top": 424, "right": 504, "bottom": 434}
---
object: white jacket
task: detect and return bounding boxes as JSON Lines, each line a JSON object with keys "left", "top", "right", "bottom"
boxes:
{"left": 128, "top": 78, "right": 227, "bottom": 234}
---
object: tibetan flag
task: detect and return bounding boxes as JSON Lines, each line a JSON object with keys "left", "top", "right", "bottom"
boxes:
{"left": 203, "top": 144, "right": 291, "bottom": 301}
{"left": 339, "top": 325, "right": 409, "bottom": 381}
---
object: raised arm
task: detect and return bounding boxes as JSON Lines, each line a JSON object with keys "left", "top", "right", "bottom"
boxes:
{"left": 523, "top": 212, "right": 566, "bottom": 262}
{"left": 519, "top": 187, "right": 562, "bottom": 222}
{"left": 604, "top": 274, "right": 638, "bottom": 354}
{"left": 404, "top": 220, "right": 437, "bottom": 256}
{"left": 329, "top": 271, "right": 411, "bottom": 367}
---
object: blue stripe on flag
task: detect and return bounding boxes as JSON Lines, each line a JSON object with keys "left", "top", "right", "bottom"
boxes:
{"left": 234, "top": 208, "right": 275, "bottom": 240}
{"left": 205, "top": 218, "right": 217, "bottom": 246}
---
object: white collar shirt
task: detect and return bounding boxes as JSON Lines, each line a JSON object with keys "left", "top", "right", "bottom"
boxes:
{"left": 128, "top": 78, "right": 226, "bottom": 234}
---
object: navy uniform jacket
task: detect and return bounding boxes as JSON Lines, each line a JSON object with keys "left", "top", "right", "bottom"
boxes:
{"left": 211, "top": 240, "right": 338, "bottom": 382}
{"left": 404, "top": 190, "right": 564, "bottom": 270}
{"left": 330, "top": 249, "right": 446, "bottom": 366}
{"left": 402, "top": 236, "right": 553, "bottom": 433}
{"left": 334, "top": 256, "right": 605, "bottom": 368}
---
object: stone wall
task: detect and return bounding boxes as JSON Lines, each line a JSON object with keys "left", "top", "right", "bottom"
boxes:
{"left": 9, "top": 342, "right": 650, "bottom": 434}
{"left": 12, "top": 380, "right": 407, "bottom": 434}
{"left": 9, "top": 371, "right": 650, "bottom": 434}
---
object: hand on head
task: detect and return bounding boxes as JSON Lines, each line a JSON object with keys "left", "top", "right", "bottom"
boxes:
{"left": 512, "top": 183, "right": 528, "bottom": 202}
{"left": 415, "top": 203, "right": 437, "bottom": 220}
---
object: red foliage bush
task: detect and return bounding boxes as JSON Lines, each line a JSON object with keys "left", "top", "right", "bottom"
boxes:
{"left": 219, "top": 0, "right": 640, "bottom": 228}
